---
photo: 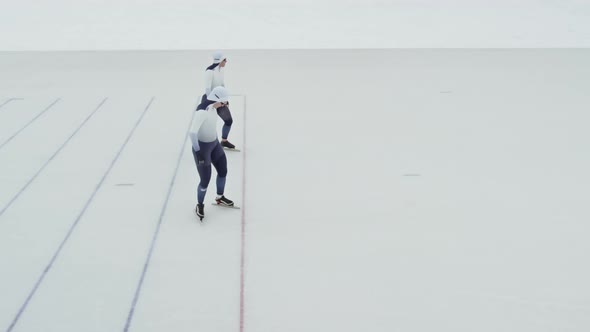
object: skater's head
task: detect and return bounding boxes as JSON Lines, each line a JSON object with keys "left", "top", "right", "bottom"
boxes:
{"left": 207, "top": 86, "right": 229, "bottom": 108}
{"left": 213, "top": 52, "right": 227, "bottom": 67}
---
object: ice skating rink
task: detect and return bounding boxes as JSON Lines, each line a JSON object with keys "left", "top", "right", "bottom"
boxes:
{"left": 1, "top": 50, "right": 589, "bottom": 331}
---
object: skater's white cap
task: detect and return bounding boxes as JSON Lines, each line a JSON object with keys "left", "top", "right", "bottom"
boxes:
{"left": 213, "top": 52, "right": 226, "bottom": 64}
{"left": 207, "top": 86, "right": 229, "bottom": 102}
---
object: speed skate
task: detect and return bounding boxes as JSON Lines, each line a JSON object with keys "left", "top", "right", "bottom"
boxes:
{"left": 211, "top": 203, "right": 241, "bottom": 209}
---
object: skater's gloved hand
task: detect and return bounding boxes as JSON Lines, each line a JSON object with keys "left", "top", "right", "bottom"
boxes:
{"left": 212, "top": 101, "right": 227, "bottom": 109}
{"left": 195, "top": 149, "right": 206, "bottom": 165}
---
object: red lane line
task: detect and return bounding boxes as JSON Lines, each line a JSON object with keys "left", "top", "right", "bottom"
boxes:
{"left": 240, "top": 95, "right": 247, "bottom": 332}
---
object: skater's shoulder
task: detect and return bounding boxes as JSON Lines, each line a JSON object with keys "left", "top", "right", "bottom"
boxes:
{"left": 206, "top": 63, "right": 219, "bottom": 71}
{"left": 196, "top": 98, "right": 215, "bottom": 111}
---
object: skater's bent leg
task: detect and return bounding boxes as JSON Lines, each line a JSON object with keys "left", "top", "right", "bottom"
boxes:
{"left": 216, "top": 177, "right": 226, "bottom": 196}
{"left": 221, "top": 125, "right": 231, "bottom": 141}
{"left": 217, "top": 106, "right": 233, "bottom": 140}
{"left": 191, "top": 148, "right": 200, "bottom": 167}
{"left": 211, "top": 144, "right": 228, "bottom": 195}
{"left": 193, "top": 147, "right": 213, "bottom": 204}
{"left": 196, "top": 164, "right": 212, "bottom": 204}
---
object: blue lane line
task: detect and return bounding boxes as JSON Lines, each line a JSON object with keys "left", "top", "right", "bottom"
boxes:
{"left": 5, "top": 97, "right": 155, "bottom": 332}
{"left": 0, "top": 98, "right": 108, "bottom": 219}
{"left": 123, "top": 111, "right": 196, "bottom": 332}
{"left": 0, "top": 98, "right": 61, "bottom": 151}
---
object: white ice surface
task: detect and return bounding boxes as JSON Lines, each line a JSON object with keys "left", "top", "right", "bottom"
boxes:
{"left": 0, "top": 50, "right": 589, "bottom": 331}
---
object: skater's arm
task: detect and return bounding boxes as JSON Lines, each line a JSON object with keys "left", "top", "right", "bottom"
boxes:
{"left": 204, "top": 70, "right": 213, "bottom": 95}
{"left": 189, "top": 111, "right": 207, "bottom": 150}
{"left": 220, "top": 68, "right": 225, "bottom": 87}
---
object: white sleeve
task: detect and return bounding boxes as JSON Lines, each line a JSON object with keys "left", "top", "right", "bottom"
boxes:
{"left": 204, "top": 70, "right": 213, "bottom": 95}
{"left": 189, "top": 111, "right": 207, "bottom": 151}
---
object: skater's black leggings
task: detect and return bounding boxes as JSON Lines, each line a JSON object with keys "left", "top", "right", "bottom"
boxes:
{"left": 217, "top": 105, "right": 233, "bottom": 139}
{"left": 192, "top": 140, "right": 227, "bottom": 203}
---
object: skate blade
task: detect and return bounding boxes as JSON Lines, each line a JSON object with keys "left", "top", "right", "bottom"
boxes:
{"left": 195, "top": 210, "right": 205, "bottom": 222}
{"left": 223, "top": 147, "right": 241, "bottom": 152}
{"left": 211, "top": 203, "right": 241, "bottom": 209}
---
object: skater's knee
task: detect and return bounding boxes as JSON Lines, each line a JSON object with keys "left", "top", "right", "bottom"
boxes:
{"left": 224, "top": 118, "right": 233, "bottom": 127}
{"left": 212, "top": 156, "right": 228, "bottom": 178}
{"left": 214, "top": 159, "right": 228, "bottom": 177}
{"left": 197, "top": 163, "right": 212, "bottom": 188}
{"left": 199, "top": 178, "right": 211, "bottom": 188}
{"left": 218, "top": 168, "right": 227, "bottom": 178}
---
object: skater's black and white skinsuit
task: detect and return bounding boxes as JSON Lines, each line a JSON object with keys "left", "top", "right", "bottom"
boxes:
{"left": 190, "top": 98, "right": 228, "bottom": 204}
{"left": 204, "top": 63, "right": 232, "bottom": 140}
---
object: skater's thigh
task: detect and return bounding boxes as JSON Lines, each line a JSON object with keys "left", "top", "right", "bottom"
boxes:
{"left": 192, "top": 148, "right": 207, "bottom": 167}
{"left": 216, "top": 106, "right": 232, "bottom": 122}
{"left": 211, "top": 144, "right": 228, "bottom": 175}
{"left": 194, "top": 141, "right": 215, "bottom": 166}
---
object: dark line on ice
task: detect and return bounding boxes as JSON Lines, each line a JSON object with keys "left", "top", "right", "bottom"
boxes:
{"left": 0, "top": 98, "right": 108, "bottom": 219}
{"left": 123, "top": 111, "right": 195, "bottom": 332}
{"left": 5, "top": 97, "right": 155, "bottom": 332}
{"left": 0, "top": 98, "right": 61, "bottom": 151}
{"left": 239, "top": 95, "right": 247, "bottom": 332}
{"left": 0, "top": 98, "right": 22, "bottom": 111}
